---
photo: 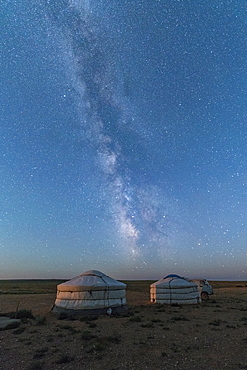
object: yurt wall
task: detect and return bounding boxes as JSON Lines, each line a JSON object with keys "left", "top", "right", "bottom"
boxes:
{"left": 150, "top": 274, "right": 201, "bottom": 305}
{"left": 52, "top": 270, "right": 127, "bottom": 315}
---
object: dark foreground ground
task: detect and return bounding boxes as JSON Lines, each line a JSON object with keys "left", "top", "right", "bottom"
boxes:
{"left": 0, "top": 280, "right": 246, "bottom": 370}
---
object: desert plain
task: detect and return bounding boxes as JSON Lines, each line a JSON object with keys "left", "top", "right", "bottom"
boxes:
{"left": 0, "top": 280, "right": 246, "bottom": 370}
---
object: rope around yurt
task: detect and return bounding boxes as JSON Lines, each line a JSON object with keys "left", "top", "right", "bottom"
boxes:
{"left": 100, "top": 275, "right": 110, "bottom": 308}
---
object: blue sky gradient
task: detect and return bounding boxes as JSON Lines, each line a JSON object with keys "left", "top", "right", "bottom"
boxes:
{"left": 1, "top": 0, "right": 246, "bottom": 280}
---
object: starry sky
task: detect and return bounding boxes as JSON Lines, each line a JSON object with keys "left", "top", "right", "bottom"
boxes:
{"left": 1, "top": 0, "right": 246, "bottom": 280}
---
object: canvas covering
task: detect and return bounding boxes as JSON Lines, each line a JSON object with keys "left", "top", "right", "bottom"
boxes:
{"left": 53, "top": 270, "right": 127, "bottom": 312}
{"left": 150, "top": 274, "right": 201, "bottom": 305}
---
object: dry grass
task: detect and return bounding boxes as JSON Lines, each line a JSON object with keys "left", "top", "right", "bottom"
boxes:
{"left": 0, "top": 280, "right": 247, "bottom": 370}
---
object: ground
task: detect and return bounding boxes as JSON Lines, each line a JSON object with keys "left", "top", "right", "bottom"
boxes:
{"left": 0, "top": 281, "right": 246, "bottom": 370}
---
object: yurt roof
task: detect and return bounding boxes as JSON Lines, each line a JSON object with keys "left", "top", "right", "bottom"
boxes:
{"left": 150, "top": 274, "right": 198, "bottom": 289}
{"left": 57, "top": 270, "right": 126, "bottom": 292}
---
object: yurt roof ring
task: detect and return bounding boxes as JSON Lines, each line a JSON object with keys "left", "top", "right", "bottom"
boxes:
{"left": 164, "top": 274, "right": 184, "bottom": 280}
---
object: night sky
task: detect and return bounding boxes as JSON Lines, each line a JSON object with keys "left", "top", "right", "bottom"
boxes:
{"left": 1, "top": 0, "right": 246, "bottom": 280}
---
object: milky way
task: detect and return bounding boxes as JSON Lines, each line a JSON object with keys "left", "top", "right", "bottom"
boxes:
{"left": 1, "top": 0, "right": 246, "bottom": 279}
{"left": 45, "top": 1, "right": 181, "bottom": 261}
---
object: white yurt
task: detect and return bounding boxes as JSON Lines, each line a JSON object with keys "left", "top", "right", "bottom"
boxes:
{"left": 52, "top": 270, "right": 127, "bottom": 315}
{"left": 150, "top": 274, "right": 201, "bottom": 305}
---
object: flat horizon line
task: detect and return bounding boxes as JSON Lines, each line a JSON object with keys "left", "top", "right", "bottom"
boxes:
{"left": 0, "top": 278, "right": 246, "bottom": 282}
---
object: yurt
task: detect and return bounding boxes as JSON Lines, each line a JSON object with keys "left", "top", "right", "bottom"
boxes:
{"left": 52, "top": 270, "right": 127, "bottom": 315}
{"left": 150, "top": 274, "right": 201, "bottom": 305}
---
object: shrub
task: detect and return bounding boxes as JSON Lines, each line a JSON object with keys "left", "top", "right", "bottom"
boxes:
{"left": 226, "top": 324, "right": 237, "bottom": 329}
{"left": 35, "top": 316, "right": 46, "bottom": 326}
{"left": 151, "top": 318, "right": 162, "bottom": 323}
{"left": 209, "top": 319, "right": 223, "bottom": 326}
{"left": 171, "top": 343, "right": 179, "bottom": 353}
{"left": 129, "top": 316, "right": 142, "bottom": 322}
{"left": 55, "top": 355, "right": 74, "bottom": 364}
{"left": 156, "top": 308, "right": 166, "bottom": 312}
{"left": 171, "top": 316, "right": 189, "bottom": 321}
{"left": 141, "top": 322, "right": 154, "bottom": 328}
{"left": 13, "top": 327, "right": 25, "bottom": 334}
{"left": 33, "top": 353, "right": 45, "bottom": 360}
{"left": 56, "top": 324, "right": 80, "bottom": 334}
{"left": 121, "top": 312, "right": 132, "bottom": 317}
{"left": 81, "top": 330, "right": 96, "bottom": 341}
{"left": 86, "top": 322, "right": 97, "bottom": 328}
{"left": 35, "top": 347, "right": 48, "bottom": 354}
{"left": 86, "top": 340, "right": 106, "bottom": 353}
{"left": 46, "top": 335, "right": 54, "bottom": 342}
{"left": 16, "top": 309, "right": 34, "bottom": 320}
{"left": 28, "top": 361, "right": 43, "bottom": 370}
{"left": 105, "top": 334, "right": 121, "bottom": 344}
{"left": 171, "top": 315, "right": 189, "bottom": 322}
{"left": 7, "top": 309, "right": 34, "bottom": 320}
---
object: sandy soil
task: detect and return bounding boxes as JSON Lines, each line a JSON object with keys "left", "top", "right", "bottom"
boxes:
{"left": 0, "top": 283, "right": 247, "bottom": 370}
